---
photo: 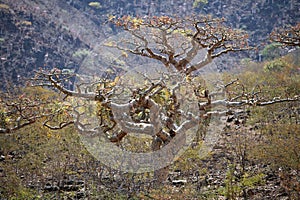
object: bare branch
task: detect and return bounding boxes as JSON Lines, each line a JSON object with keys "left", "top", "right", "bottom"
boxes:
{"left": 110, "top": 15, "right": 250, "bottom": 75}
{"left": 43, "top": 120, "right": 74, "bottom": 130}
{"left": 270, "top": 23, "right": 300, "bottom": 46}
{"left": 31, "top": 70, "right": 96, "bottom": 100}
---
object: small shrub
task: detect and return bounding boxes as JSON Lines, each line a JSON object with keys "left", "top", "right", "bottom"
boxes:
{"left": 88, "top": 2, "right": 101, "bottom": 9}
{"left": 72, "top": 49, "right": 91, "bottom": 61}
{"left": 193, "top": 0, "right": 208, "bottom": 8}
{"left": 0, "top": 3, "right": 10, "bottom": 10}
{"left": 260, "top": 43, "right": 282, "bottom": 61}
{"left": 264, "top": 59, "right": 288, "bottom": 72}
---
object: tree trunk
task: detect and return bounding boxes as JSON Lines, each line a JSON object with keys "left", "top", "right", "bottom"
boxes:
{"left": 152, "top": 137, "right": 169, "bottom": 184}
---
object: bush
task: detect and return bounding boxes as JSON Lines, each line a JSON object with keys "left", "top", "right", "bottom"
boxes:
{"left": 264, "top": 58, "right": 288, "bottom": 72}
{"left": 88, "top": 2, "right": 101, "bottom": 9}
{"left": 260, "top": 43, "right": 282, "bottom": 61}
{"left": 193, "top": 0, "right": 208, "bottom": 8}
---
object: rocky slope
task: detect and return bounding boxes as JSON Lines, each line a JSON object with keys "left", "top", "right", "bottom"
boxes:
{"left": 0, "top": 3, "right": 90, "bottom": 89}
{"left": 0, "top": 0, "right": 299, "bottom": 87}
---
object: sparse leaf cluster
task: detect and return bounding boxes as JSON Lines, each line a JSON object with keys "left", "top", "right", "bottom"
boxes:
{"left": 270, "top": 23, "right": 300, "bottom": 47}
{"left": 109, "top": 15, "right": 251, "bottom": 75}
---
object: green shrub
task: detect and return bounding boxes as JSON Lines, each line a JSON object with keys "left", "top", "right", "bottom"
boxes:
{"left": 88, "top": 2, "right": 101, "bottom": 9}
{"left": 193, "top": 0, "right": 208, "bottom": 8}
{"left": 260, "top": 43, "right": 282, "bottom": 61}
{"left": 264, "top": 59, "right": 288, "bottom": 72}
{"left": 72, "top": 49, "right": 91, "bottom": 63}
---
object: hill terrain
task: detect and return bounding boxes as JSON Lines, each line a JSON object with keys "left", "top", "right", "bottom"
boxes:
{"left": 0, "top": 0, "right": 299, "bottom": 85}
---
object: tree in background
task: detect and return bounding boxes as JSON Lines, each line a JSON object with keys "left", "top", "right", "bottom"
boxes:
{"left": 270, "top": 22, "right": 300, "bottom": 47}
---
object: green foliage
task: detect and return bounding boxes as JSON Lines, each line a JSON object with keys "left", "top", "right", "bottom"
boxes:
{"left": 223, "top": 165, "right": 241, "bottom": 200}
{"left": 249, "top": 122, "right": 300, "bottom": 197}
{"left": 9, "top": 188, "right": 38, "bottom": 200}
{"left": 238, "top": 53, "right": 300, "bottom": 198}
{"left": 225, "top": 54, "right": 300, "bottom": 103}
{"left": 173, "top": 143, "right": 207, "bottom": 171}
{"left": 151, "top": 88, "right": 171, "bottom": 105}
{"left": 88, "top": 2, "right": 101, "bottom": 9}
{"left": 0, "top": 110, "right": 8, "bottom": 129}
{"left": 0, "top": 118, "right": 93, "bottom": 199}
{"left": 193, "top": 0, "right": 208, "bottom": 8}
{"left": 173, "top": 28, "right": 193, "bottom": 37}
{"left": 218, "top": 164, "right": 264, "bottom": 200}
{"left": 240, "top": 58, "right": 253, "bottom": 66}
{"left": 251, "top": 124, "right": 300, "bottom": 170}
{"left": 241, "top": 173, "right": 265, "bottom": 189}
{"left": 260, "top": 43, "right": 282, "bottom": 60}
{"left": 122, "top": 135, "right": 152, "bottom": 153}
{"left": 222, "top": 54, "right": 299, "bottom": 199}
{"left": 72, "top": 48, "right": 91, "bottom": 59}
{"left": 264, "top": 58, "right": 288, "bottom": 72}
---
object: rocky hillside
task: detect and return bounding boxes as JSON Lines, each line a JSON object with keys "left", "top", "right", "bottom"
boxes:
{"left": 0, "top": 0, "right": 299, "bottom": 87}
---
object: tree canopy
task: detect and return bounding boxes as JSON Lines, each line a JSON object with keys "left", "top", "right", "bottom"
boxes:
{"left": 270, "top": 23, "right": 300, "bottom": 47}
